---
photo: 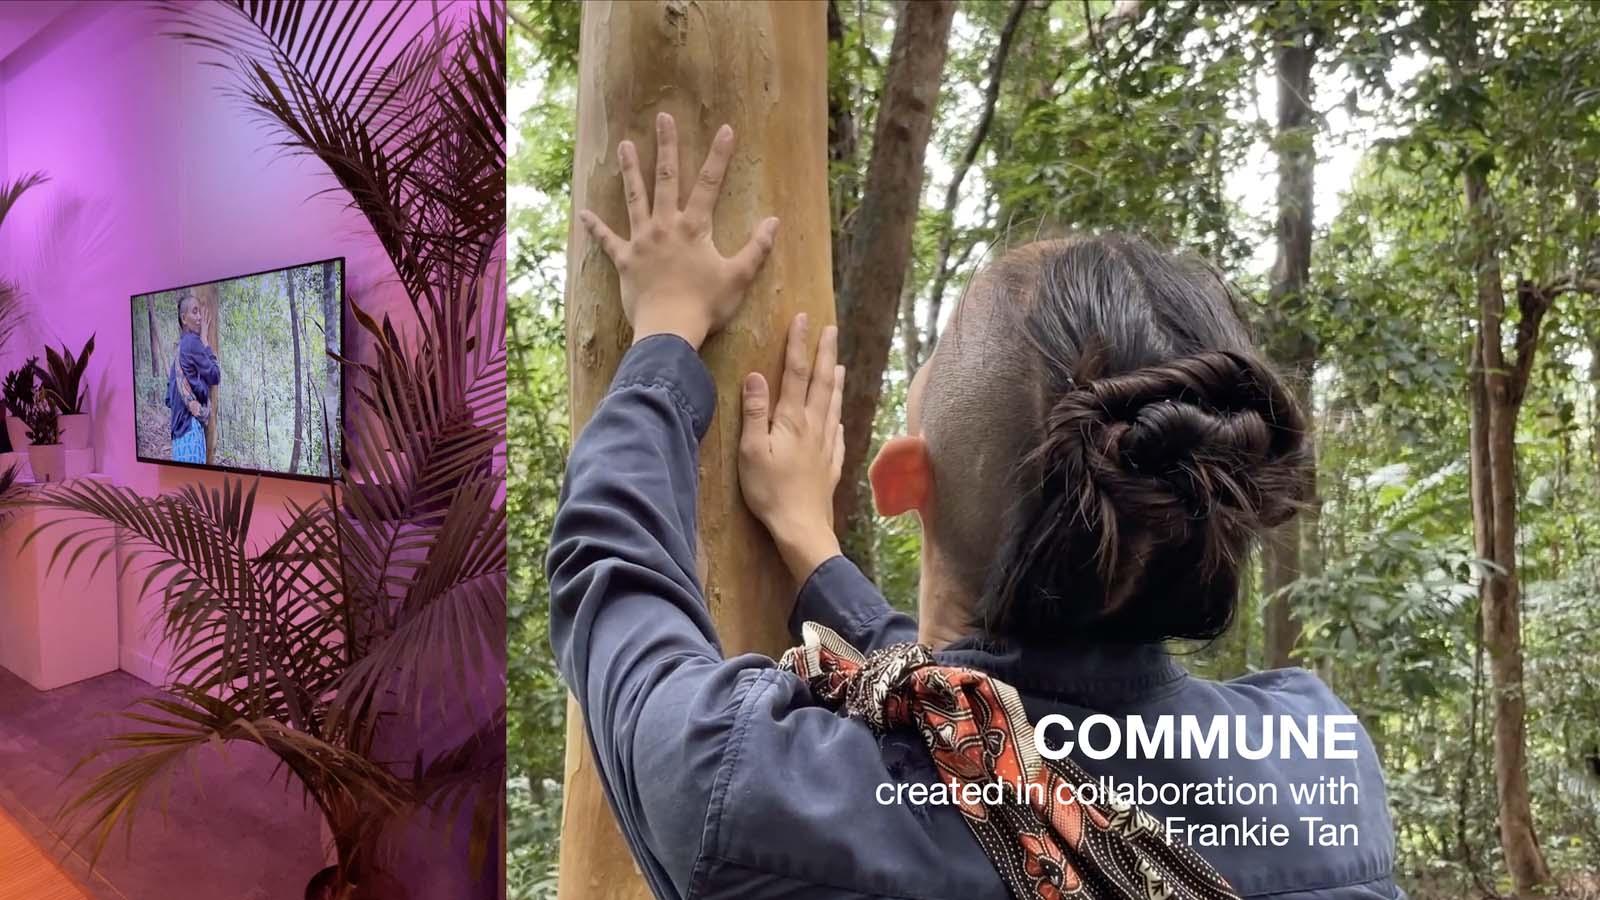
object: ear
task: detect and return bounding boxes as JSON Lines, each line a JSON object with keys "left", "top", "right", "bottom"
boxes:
{"left": 869, "top": 435, "right": 931, "bottom": 517}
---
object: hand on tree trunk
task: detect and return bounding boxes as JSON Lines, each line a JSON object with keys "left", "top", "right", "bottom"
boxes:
{"left": 578, "top": 113, "right": 780, "bottom": 351}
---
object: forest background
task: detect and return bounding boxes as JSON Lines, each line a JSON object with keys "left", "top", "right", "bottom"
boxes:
{"left": 507, "top": 2, "right": 1600, "bottom": 897}
{"left": 130, "top": 260, "right": 343, "bottom": 478}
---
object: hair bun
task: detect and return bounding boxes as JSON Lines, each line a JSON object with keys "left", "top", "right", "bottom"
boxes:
{"left": 997, "top": 350, "right": 1311, "bottom": 637}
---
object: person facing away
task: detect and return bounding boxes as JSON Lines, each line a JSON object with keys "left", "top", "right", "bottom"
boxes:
{"left": 549, "top": 112, "right": 1403, "bottom": 900}
{"left": 164, "top": 290, "right": 220, "bottom": 464}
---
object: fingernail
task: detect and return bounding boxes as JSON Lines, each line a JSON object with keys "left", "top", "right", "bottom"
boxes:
{"left": 718, "top": 124, "right": 732, "bottom": 140}
{"left": 657, "top": 112, "right": 669, "bottom": 127}
{"left": 797, "top": 313, "right": 808, "bottom": 330}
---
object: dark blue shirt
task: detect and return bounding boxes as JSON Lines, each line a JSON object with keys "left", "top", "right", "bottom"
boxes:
{"left": 165, "top": 330, "right": 220, "bottom": 439}
{"left": 547, "top": 334, "right": 1405, "bottom": 900}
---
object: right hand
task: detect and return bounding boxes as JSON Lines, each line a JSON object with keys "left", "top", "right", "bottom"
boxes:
{"left": 576, "top": 112, "right": 780, "bottom": 351}
{"left": 738, "top": 314, "right": 846, "bottom": 581}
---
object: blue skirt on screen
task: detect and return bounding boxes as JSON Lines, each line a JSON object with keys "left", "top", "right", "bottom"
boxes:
{"left": 172, "top": 420, "right": 207, "bottom": 464}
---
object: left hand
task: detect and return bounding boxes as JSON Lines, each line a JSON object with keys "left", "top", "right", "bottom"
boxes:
{"left": 578, "top": 112, "right": 780, "bottom": 350}
{"left": 738, "top": 314, "right": 846, "bottom": 581}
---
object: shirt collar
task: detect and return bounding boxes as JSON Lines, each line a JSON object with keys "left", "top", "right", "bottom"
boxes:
{"left": 934, "top": 636, "right": 1188, "bottom": 706}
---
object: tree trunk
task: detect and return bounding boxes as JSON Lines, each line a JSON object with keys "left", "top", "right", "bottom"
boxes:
{"left": 287, "top": 269, "right": 306, "bottom": 473}
{"left": 1463, "top": 163, "right": 1553, "bottom": 896}
{"left": 918, "top": 0, "right": 1028, "bottom": 370}
{"left": 1261, "top": 16, "right": 1316, "bottom": 670}
{"left": 831, "top": 0, "right": 955, "bottom": 570}
{"left": 827, "top": 0, "right": 858, "bottom": 302}
{"left": 146, "top": 294, "right": 161, "bottom": 376}
{"left": 196, "top": 283, "right": 221, "bottom": 466}
{"left": 557, "top": 4, "right": 833, "bottom": 897}
{"left": 322, "top": 261, "right": 341, "bottom": 463}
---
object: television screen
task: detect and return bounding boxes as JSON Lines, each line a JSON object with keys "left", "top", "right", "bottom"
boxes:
{"left": 130, "top": 258, "right": 343, "bottom": 481}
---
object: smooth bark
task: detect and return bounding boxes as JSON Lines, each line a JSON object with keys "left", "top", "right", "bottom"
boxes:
{"left": 557, "top": 4, "right": 833, "bottom": 897}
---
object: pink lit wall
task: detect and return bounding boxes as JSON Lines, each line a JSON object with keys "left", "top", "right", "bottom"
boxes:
{"left": 0, "top": 2, "right": 411, "bottom": 683}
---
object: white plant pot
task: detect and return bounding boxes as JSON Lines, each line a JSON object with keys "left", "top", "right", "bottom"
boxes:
{"left": 27, "top": 444, "right": 66, "bottom": 484}
{"left": 58, "top": 412, "right": 91, "bottom": 450}
{"left": 4, "top": 415, "right": 29, "bottom": 450}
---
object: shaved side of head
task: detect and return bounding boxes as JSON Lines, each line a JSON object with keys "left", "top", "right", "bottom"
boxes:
{"left": 915, "top": 235, "right": 1310, "bottom": 645}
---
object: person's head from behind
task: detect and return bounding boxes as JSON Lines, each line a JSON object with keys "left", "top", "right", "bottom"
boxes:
{"left": 178, "top": 291, "right": 202, "bottom": 336}
{"left": 869, "top": 234, "right": 1311, "bottom": 648}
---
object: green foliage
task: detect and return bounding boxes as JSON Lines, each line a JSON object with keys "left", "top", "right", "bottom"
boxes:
{"left": 24, "top": 1, "right": 510, "bottom": 889}
{"left": 507, "top": 4, "right": 577, "bottom": 894}
{"left": 511, "top": 2, "right": 1600, "bottom": 896}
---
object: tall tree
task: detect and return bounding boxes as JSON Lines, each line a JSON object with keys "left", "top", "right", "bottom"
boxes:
{"left": 196, "top": 282, "right": 221, "bottom": 465}
{"left": 287, "top": 268, "right": 305, "bottom": 473}
{"left": 145, "top": 294, "right": 162, "bottom": 376}
{"left": 832, "top": 0, "right": 956, "bottom": 568}
{"left": 322, "top": 261, "right": 340, "bottom": 463}
{"left": 1261, "top": 7, "right": 1319, "bottom": 669}
{"left": 1447, "top": 6, "right": 1551, "bottom": 891}
{"left": 909, "top": 0, "right": 1029, "bottom": 371}
{"left": 555, "top": 4, "right": 835, "bottom": 898}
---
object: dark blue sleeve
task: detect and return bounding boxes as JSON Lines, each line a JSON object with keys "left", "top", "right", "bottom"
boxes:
{"left": 545, "top": 334, "right": 991, "bottom": 898}
{"left": 789, "top": 555, "right": 918, "bottom": 650}
{"left": 545, "top": 334, "right": 776, "bottom": 896}
{"left": 179, "top": 333, "right": 220, "bottom": 388}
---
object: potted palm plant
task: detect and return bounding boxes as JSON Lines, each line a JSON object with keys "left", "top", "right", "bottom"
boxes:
{"left": 3, "top": 358, "right": 44, "bottom": 454}
{"left": 27, "top": 2, "right": 507, "bottom": 897}
{"left": 40, "top": 334, "right": 95, "bottom": 450}
{"left": 24, "top": 402, "right": 63, "bottom": 483}
{"left": 0, "top": 364, "right": 27, "bottom": 457}
{"left": 0, "top": 172, "right": 47, "bottom": 455}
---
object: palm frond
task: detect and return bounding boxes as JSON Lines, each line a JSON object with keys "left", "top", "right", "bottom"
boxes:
{"left": 25, "top": 1, "right": 510, "bottom": 881}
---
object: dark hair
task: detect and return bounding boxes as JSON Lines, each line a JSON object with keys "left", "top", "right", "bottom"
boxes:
{"left": 968, "top": 235, "right": 1311, "bottom": 645}
{"left": 176, "top": 290, "right": 198, "bottom": 328}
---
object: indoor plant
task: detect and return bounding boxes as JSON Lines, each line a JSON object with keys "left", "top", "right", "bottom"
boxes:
{"left": 0, "top": 172, "right": 48, "bottom": 457}
{"left": 28, "top": 2, "right": 506, "bottom": 897}
{"left": 40, "top": 334, "right": 95, "bottom": 450}
{"left": 24, "top": 402, "right": 63, "bottom": 483}
{"left": 2, "top": 358, "right": 44, "bottom": 452}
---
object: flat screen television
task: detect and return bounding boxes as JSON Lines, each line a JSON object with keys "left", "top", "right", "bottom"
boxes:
{"left": 130, "top": 258, "right": 344, "bottom": 482}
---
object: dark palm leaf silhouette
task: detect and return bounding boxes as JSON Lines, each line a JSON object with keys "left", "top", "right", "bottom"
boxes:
{"left": 25, "top": 1, "right": 506, "bottom": 887}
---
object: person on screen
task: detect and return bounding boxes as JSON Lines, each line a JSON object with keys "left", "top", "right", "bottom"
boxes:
{"left": 546, "top": 113, "right": 1403, "bottom": 900}
{"left": 165, "top": 290, "right": 220, "bottom": 464}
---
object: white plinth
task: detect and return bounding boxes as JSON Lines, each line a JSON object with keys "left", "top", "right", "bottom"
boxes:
{"left": 0, "top": 475, "right": 120, "bottom": 690}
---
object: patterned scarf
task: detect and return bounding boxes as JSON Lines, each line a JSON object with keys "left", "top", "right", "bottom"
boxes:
{"left": 778, "top": 622, "right": 1240, "bottom": 900}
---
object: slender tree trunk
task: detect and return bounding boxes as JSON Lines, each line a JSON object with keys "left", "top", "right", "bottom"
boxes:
{"left": 827, "top": 0, "right": 859, "bottom": 302}
{"left": 322, "top": 261, "right": 340, "bottom": 462}
{"left": 1463, "top": 163, "right": 1553, "bottom": 896}
{"left": 287, "top": 269, "right": 305, "bottom": 473}
{"left": 146, "top": 294, "right": 161, "bottom": 376}
{"left": 918, "top": 0, "right": 1028, "bottom": 369}
{"left": 196, "top": 283, "right": 221, "bottom": 465}
{"left": 832, "top": 0, "right": 955, "bottom": 570}
{"left": 557, "top": 5, "right": 833, "bottom": 897}
{"left": 1261, "top": 15, "right": 1317, "bottom": 669}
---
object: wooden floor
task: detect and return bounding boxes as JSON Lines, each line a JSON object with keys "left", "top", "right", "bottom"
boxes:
{"left": 0, "top": 808, "right": 91, "bottom": 900}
